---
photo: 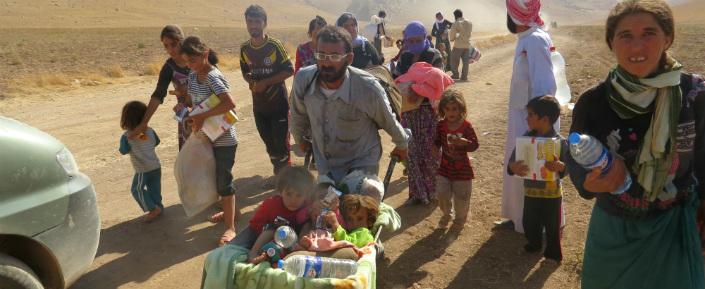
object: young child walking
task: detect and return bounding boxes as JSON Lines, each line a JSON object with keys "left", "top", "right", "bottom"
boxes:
{"left": 119, "top": 101, "right": 164, "bottom": 222}
{"left": 181, "top": 36, "right": 239, "bottom": 246}
{"left": 507, "top": 96, "right": 568, "bottom": 262}
{"left": 434, "top": 89, "right": 479, "bottom": 231}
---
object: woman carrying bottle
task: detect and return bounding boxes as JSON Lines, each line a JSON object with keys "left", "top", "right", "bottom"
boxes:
{"left": 566, "top": 1, "right": 705, "bottom": 288}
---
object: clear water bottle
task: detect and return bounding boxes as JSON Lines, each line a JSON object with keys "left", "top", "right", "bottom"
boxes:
{"left": 568, "top": 133, "right": 632, "bottom": 194}
{"left": 273, "top": 226, "right": 297, "bottom": 249}
{"left": 321, "top": 186, "right": 343, "bottom": 208}
{"left": 316, "top": 187, "right": 342, "bottom": 229}
{"left": 278, "top": 255, "right": 358, "bottom": 279}
{"left": 550, "top": 47, "right": 572, "bottom": 106}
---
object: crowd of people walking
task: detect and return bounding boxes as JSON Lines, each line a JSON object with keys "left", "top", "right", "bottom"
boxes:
{"left": 116, "top": 1, "right": 705, "bottom": 288}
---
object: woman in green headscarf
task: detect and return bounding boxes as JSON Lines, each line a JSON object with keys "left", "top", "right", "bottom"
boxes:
{"left": 566, "top": 1, "right": 705, "bottom": 288}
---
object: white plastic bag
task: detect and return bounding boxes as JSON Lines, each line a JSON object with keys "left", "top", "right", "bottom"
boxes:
{"left": 174, "top": 134, "right": 218, "bottom": 217}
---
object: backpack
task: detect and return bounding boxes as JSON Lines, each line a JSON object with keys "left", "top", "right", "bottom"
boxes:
{"left": 303, "top": 66, "right": 402, "bottom": 122}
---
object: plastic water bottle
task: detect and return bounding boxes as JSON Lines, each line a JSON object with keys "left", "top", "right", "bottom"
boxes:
{"left": 273, "top": 226, "right": 297, "bottom": 249}
{"left": 321, "top": 186, "right": 343, "bottom": 208}
{"left": 550, "top": 47, "right": 572, "bottom": 106}
{"left": 316, "top": 187, "right": 342, "bottom": 229}
{"left": 568, "top": 133, "right": 632, "bottom": 194}
{"left": 278, "top": 255, "right": 358, "bottom": 279}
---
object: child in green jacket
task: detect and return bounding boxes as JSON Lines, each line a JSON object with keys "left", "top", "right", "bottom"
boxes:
{"left": 324, "top": 194, "right": 379, "bottom": 248}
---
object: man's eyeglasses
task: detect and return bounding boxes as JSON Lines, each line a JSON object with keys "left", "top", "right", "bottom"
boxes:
{"left": 314, "top": 52, "right": 349, "bottom": 62}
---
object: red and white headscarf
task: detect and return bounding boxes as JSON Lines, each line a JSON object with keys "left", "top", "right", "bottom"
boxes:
{"left": 506, "top": 0, "right": 544, "bottom": 27}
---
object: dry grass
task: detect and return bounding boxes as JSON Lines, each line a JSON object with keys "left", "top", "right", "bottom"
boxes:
{"left": 142, "top": 59, "right": 163, "bottom": 76}
{"left": 217, "top": 53, "right": 241, "bottom": 71}
{"left": 105, "top": 65, "right": 126, "bottom": 78}
{"left": 32, "top": 73, "right": 72, "bottom": 87}
{"left": 0, "top": 26, "right": 308, "bottom": 95}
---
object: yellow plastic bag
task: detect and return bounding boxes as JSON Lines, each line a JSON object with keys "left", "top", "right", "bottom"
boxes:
{"left": 174, "top": 134, "right": 218, "bottom": 217}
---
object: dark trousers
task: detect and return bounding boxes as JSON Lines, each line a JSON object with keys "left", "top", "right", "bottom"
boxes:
{"left": 253, "top": 110, "right": 291, "bottom": 174}
{"left": 213, "top": 145, "right": 237, "bottom": 196}
{"left": 523, "top": 196, "right": 563, "bottom": 261}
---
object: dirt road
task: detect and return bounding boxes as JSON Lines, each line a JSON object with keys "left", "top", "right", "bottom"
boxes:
{"left": 0, "top": 30, "right": 591, "bottom": 289}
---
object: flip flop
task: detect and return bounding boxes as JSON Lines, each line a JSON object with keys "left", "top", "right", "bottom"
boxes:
{"left": 208, "top": 211, "right": 224, "bottom": 223}
{"left": 218, "top": 230, "right": 236, "bottom": 246}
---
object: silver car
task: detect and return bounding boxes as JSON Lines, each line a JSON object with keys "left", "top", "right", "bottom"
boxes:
{"left": 0, "top": 116, "right": 100, "bottom": 289}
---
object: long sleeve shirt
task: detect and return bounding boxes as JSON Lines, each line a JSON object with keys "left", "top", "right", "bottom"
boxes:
{"left": 435, "top": 119, "right": 479, "bottom": 180}
{"left": 508, "top": 26, "right": 556, "bottom": 110}
{"left": 333, "top": 225, "right": 374, "bottom": 248}
{"left": 290, "top": 65, "right": 409, "bottom": 182}
{"left": 449, "top": 17, "right": 472, "bottom": 49}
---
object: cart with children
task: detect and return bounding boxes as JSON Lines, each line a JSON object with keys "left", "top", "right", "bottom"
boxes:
{"left": 200, "top": 167, "right": 401, "bottom": 289}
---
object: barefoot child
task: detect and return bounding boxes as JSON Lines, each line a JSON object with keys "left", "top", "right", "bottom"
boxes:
{"left": 244, "top": 166, "right": 314, "bottom": 264}
{"left": 119, "top": 101, "right": 164, "bottom": 222}
{"left": 434, "top": 89, "right": 479, "bottom": 230}
{"left": 507, "top": 95, "right": 568, "bottom": 262}
{"left": 181, "top": 36, "right": 239, "bottom": 246}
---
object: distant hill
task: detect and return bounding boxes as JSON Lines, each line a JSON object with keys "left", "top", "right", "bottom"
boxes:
{"left": 0, "top": 0, "right": 698, "bottom": 29}
{"left": 316, "top": 0, "right": 617, "bottom": 30}
{"left": 0, "top": 0, "right": 335, "bottom": 28}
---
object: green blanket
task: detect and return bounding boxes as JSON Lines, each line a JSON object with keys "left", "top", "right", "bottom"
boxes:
{"left": 201, "top": 244, "right": 376, "bottom": 289}
{"left": 201, "top": 203, "right": 400, "bottom": 289}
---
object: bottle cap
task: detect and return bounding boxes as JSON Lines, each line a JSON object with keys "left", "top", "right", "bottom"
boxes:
{"left": 277, "top": 259, "right": 284, "bottom": 269}
{"left": 278, "top": 228, "right": 287, "bottom": 239}
{"left": 568, "top": 132, "right": 581, "bottom": 145}
{"left": 266, "top": 247, "right": 277, "bottom": 257}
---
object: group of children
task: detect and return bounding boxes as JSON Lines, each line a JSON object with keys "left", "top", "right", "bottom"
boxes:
{"left": 118, "top": 19, "right": 568, "bottom": 264}
{"left": 217, "top": 166, "right": 383, "bottom": 264}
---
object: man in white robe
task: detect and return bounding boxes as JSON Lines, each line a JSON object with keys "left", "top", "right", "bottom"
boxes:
{"left": 502, "top": 0, "right": 559, "bottom": 233}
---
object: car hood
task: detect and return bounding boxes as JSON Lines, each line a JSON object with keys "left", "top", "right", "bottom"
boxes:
{"left": 0, "top": 116, "right": 71, "bottom": 236}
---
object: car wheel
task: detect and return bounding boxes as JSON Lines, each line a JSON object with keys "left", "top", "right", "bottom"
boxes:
{"left": 0, "top": 253, "right": 44, "bottom": 289}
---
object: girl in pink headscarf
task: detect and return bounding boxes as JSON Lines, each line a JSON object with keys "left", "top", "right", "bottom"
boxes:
{"left": 501, "top": 0, "right": 559, "bottom": 233}
{"left": 396, "top": 62, "right": 454, "bottom": 205}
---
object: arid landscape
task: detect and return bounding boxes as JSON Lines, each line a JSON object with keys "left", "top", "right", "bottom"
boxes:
{"left": 1, "top": 0, "right": 704, "bottom": 288}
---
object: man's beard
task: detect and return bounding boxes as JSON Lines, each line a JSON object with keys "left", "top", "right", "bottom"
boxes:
{"left": 318, "top": 63, "right": 348, "bottom": 84}
{"left": 506, "top": 14, "right": 518, "bottom": 34}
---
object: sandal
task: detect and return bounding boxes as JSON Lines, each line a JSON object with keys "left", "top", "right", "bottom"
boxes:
{"left": 208, "top": 211, "right": 225, "bottom": 223}
{"left": 144, "top": 207, "right": 162, "bottom": 223}
{"left": 218, "top": 229, "right": 236, "bottom": 246}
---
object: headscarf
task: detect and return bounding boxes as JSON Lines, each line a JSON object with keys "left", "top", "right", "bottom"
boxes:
{"left": 403, "top": 21, "right": 431, "bottom": 55}
{"left": 435, "top": 12, "right": 445, "bottom": 24}
{"left": 395, "top": 62, "right": 454, "bottom": 101}
{"left": 506, "top": 0, "right": 544, "bottom": 27}
{"left": 606, "top": 60, "right": 683, "bottom": 201}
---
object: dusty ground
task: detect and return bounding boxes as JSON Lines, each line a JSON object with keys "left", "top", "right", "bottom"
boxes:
{"left": 1, "top": 24, "right": 704, "bottom": 289}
